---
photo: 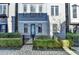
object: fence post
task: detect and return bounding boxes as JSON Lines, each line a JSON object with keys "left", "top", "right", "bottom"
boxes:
{"left": 22, "top": 35, "right": 25, "bottom": 45}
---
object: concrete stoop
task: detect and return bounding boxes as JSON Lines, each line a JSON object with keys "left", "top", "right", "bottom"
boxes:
{"left": 24, "top": 39, "right": 33, "bottom": 45}
{"left": 63, "top": 47, "right": 77, "bottom": 55}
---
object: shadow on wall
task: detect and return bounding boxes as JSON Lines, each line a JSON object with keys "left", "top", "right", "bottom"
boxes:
{"left": 56, "top": 21, "right": 66, "bottom": 39}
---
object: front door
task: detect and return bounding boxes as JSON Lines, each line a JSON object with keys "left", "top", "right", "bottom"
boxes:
{"left": 30, "top": 24, "right": 36, "bottom": 38}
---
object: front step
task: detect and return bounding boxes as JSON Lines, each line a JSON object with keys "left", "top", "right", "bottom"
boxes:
{"left": 24, "top": 39, "right": 33, "bottom": 45}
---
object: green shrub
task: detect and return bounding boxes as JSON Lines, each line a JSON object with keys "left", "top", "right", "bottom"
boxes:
{"left": 67, "top": 33, "right": 73, "bottom": 39}
{"left": 67, "top": 33, "right": 79, "bottom": 39}
{"left": 0, "top": 38, "right": 23, "bottom": 47}
{"left": 36, "top": 35, "right": 51, "bottom": 40}
{"left": 59, "top": 39, "right": 73, "bottom": 48}
{"left": 68, "top": 39, "right": 74, "bottom": 47}
{"left": 0, "top": 32, "right": 21, "bottom": 38}
{"left": 47, "top": 40, "right": 62, "bottom": 48}
{"left": 67, "top": 32, "right": 79, "bottom": 47}
{"left": 33, "top": 39, "right": 62, "bottom": 48}
{"left": 33, "top": 39, "right": 48, "bottom": 48}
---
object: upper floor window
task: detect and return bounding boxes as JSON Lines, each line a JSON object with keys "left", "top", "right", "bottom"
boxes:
{"left": 72, "top": 4, "right": 77, "bottom": 18}
{"left": 0, "top": 4, "right": 7, "bottom": 14}
{"left": 55, "top": 6, "right": 59, "bottom": 16}
{"left": 23, "top": 4, "right": 27, "bottom": 12}
{"left": 0, "top": 5, "right": 2, "bottom": 14}
{"left": 3, "top": 5, "right": 6, "bottom": 14}
{"left": 30, "top": 5, "right": 36, "bottom": 13}
{"left": 51, "top": 6, "right": 54, "bottom": 16}
{"left": 39, "top": 5, "right": 42, "bottom": 13}
{"left": 51, "top": 6, "right": 59, "bottom": 16}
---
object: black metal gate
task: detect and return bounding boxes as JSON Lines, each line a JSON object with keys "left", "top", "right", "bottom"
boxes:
{"left": 22, "top": 35, "right": 32, "bottom": 45}
{"left": 73, "top": 37, "right": 79, "bottom": 46}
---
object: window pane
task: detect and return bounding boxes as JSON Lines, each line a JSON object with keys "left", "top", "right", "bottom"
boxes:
{"left": 72, "top": 5, "right": 77, "bottom": 18}
{"left": 24, "top": 24, "right": 28, "bottom": 33}
{"left": 30, "top": 5, "right": 36, "bottom": 12}
{"left": 23, "top": 4, "right": 27, "bottom": 12}
{"left": 0, "top": 18, "right": 6, "bottom": 23}
{"left": 55, "top": 6, "right": 59, "bottom": 16}
{"left": 3, "top": 5, "right": 6, "bottom": 14}
{"left": 38, "top": 24, "right": 42, "bottom": 33}
{"left": 0, "top": 5, "right": 2, "bottom": 14}
{"left": 1, "top": 25, "right": 6, "bottom": 32}
{"left": 51, "top": 6, "right": 54, "bottom": 16}
{"left": 31, "top": 24, "right": 35, "bottom": 35}
{"left": 2, "top": 25, "right": 5, "bottom": 29}
{"left": 53, "top": 24, "right": 57, "bottom": 33}
{"left": 39, "top": 5, "right": 42, "bottom": 12}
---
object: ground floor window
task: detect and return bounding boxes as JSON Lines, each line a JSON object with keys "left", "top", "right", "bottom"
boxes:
{"left": 1, "top": 25, "right": 6, "bottom": 32}
{"left": 53, "top": 24, "right": 57, "bottom": 33}
{"left": 38, "top": 24, "right": 42, "bottom": 33}
{"left": 24, "top": 24, "right": 28, "bottom": 33}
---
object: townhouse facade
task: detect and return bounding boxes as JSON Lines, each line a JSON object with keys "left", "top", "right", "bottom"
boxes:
{"left": 0, "top": 3, "right": 79, "bottom": 39}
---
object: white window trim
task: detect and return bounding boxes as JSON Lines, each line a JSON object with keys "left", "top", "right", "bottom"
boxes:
{"left": 39, "top": 4, "right": 43, "bottom": 13}
{"left": 0, "top": 4, "right": 7, "bottom": 14}
{"left": 30, "top": 4, "right": 36, "bottom": 13}
{"left": 23, "top": 4, "right": 27, "bottom": 13}
{"left": 72, "top": 5, "right": 77, "bottom": 18}
{"left": 51, "top": 5, "right": 59, "bottom": 16}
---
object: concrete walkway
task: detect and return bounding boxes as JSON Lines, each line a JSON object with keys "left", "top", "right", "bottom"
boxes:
{"left": 63, "top": 47, "right": 77, "bottom": 55}
{"left": 71, "top": 47, "right": 79, "bottom": 55}
{"left": 0, "top": 45, "right": 68, "bottom": 55}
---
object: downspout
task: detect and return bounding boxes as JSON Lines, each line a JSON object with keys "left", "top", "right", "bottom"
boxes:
{"left": 15, "top": 3, "right": 18, "bottom": 32}
{"left": 65, "top": 3, "right": 70, "bottom": 38}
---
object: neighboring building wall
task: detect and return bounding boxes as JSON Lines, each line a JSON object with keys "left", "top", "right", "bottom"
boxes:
{"left": 47, "top": 3, "right": 66, "bottom": 38}
{"left": 0, "top": 18, "right": 8, "bottom": 32}
{"left": 70, "top": 3, "right": 79, "bottom": 24}
{"left": 0, "top": 3, "right": 9, "bottom": 32}
{"left": 12, "top": 16, "right": 15, "bottom": 32}
{"left": 8, "top": 3, "right": 15, "bottom": 32}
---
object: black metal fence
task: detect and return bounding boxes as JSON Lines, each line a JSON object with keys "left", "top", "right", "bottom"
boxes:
{"left": 67, "top": 33, "right": 79, "bottom": 46}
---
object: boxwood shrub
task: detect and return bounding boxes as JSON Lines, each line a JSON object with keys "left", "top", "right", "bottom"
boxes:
{"left": 0, "top": 32, "right": 23, "bottom": 48}
{"left": 0, "top": 32, "right": 21, "bottom": 38}
{"left": 0, "top": 38, "right": 22, "bottom": 47}
{"left": 33, "top": 39, "right": 62, "bottom": 49}
{"left": 35, "top": 35, "right": 51, "bottom": 40}
{"left": 67, "top": 32, "right": 79, "bottom": 46}
{"left": 67, "top": 32, "right": 79, "bottom": 39}
{"left": 33, "top": 39, "right": 73, "bottom": 49}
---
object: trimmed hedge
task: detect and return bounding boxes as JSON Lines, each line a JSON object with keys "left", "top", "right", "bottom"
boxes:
{"left": 35, "top": 35, "right": 51, "bottom": 40}
{"left": 67, "top": 33, "right": 79, "bottom": 46}
{"left": 0, "top": 32, "right": 21, "bottom": 38}
{"left": 0, "top": 38, "right": 22, "bottom": 47}
{"left": 33, "top": 39, "right": 62, "bottom": 48}
{"left": 33, "top": 39, "right": 73, "bottom": 49}
{"left": 0, "top": 32, "right": 23, "bottom": 48}
{"left": 67, "top": 33, "right": 79, "bottom": 39}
